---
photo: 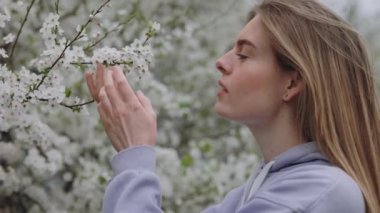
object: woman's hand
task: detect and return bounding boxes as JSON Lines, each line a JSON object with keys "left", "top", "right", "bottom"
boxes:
{"left": 85, "top": 63, "right": 157, "bottom": 151}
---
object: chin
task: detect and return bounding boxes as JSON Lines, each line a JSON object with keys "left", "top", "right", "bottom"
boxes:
{"left": 214, "top": 103, "right": 233, "bottom": 120}
{"left": 214, "top": 103, "right": 259, "bottom": 125}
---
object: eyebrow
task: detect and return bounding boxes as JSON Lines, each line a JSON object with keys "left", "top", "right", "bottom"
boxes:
{"left": 236, "top": 39, "right": 257, "bottom": 50}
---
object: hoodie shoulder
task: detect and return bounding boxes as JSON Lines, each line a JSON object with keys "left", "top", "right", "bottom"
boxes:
{"left": 305, "top": 167, "right": 365, "bottom": 213}
{"left": 251, "top": 163, "right": 365, "bottom": 213}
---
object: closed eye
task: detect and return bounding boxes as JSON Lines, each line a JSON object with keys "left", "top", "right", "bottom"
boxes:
{"left": 236, "top": 53, "right": 248, "bottom": 60}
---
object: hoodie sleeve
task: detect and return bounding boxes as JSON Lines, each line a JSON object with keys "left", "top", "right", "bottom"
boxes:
{"left": 201, "top": 185, "right": 246, "bottom": 213}
{"left": 102, "top": 146, "right": 163, "bottom": 213}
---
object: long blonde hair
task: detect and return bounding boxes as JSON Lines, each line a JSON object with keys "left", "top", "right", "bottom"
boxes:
{"left": 250, "top": 0, "right": 380, "bottom": 212}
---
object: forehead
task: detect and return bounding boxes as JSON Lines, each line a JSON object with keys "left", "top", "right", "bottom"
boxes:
{"left": 236, "top": 15, "right": 268, "bottom": 50}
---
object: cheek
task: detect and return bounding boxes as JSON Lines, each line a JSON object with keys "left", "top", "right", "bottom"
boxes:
{"left": 230, "top": 68, "right": 284, "bottom": 120}
{"left": 233, "top": 69, "right": 276, "bottom": 99}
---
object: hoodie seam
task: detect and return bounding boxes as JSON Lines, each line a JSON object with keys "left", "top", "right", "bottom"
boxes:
{"left": 303, "top": 169, "right": 340, "bottom": 211}
{"left": 265, "top": 161, "right": 332, "bottom": 186}
{"left": 252, "top": 196, "right": 299, "bottom": 212}
{"left": 252, "top": 166, "right": 339, "bottom": 212}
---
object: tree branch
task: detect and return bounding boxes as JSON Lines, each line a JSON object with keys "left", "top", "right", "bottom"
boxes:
{"left": 55, "top": 0, "right": 60, "bottom": 14}
{"left": 35, "top": 0, "right": 111, "bottom": 91}
{"left": 84, "top": 13, "right": 136, "bottom": 51}
{"left": 59, "top": 99, "right": 95, "bottom": 109}
{"left": 23, "top": 0, "right": 111, "bottom": 102}
{"left": 8, "top": 0, "right": 37, "bottom": 69}
{"left": 37, "top": 98, "right": 95, "bottom": 110}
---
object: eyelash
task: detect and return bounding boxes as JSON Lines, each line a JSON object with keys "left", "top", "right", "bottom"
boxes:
{"left": 236, "top": 53, "right": 248, "bottom": 61}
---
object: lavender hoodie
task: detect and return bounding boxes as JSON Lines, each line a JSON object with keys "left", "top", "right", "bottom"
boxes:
{"left": 102, "top": 142, "right": 365, "bottom": 213}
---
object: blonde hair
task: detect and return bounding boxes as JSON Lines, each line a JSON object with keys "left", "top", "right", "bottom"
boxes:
{"left": 250, "top": 0, "right": 380, "bottom": 212}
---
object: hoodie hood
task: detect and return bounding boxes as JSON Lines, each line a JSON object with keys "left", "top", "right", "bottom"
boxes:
{"left": 241, "top": 142, "right": 329, "bottom": 206}
{"left": 270, "top": 142, "right": 329, "bottom": 172}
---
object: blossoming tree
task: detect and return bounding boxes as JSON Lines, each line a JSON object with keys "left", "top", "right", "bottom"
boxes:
{"left": 0, "top": 0, "right": 257, "bottom": 212}
{"left": 0, "top": 0, "right": 379, "bottom": 212}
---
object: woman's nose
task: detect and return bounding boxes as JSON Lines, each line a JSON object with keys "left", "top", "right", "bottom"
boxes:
{"left": 216, "top": 54, "right": 232, "bottom": 75}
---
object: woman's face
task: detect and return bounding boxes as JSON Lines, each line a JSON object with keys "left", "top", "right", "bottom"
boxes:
{"left": 214, "top": 15, "right": 291, "bottom": 127}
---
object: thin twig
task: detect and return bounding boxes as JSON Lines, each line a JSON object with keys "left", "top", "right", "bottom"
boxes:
{"left": 71, "top": 62, "right": 93, "bottom": 65}
{"left": 70, "top": 61, "right": 132, "bottom": 66}
{"left": 59, "top": 99, "right": 95, "bottom": 109}
{"left": 84, "top": 27, "right": 119, "bottom": 51}
{"left": 84, "top": 14, "right": 136, "bottom": 51}
{"left": 38, "top": 98, "right": 95, "bottom": 110}
{"left": 8, "top": 0, "right": 37, "bottom": 68}
{"left": 55, "top": 0, "right": 60, "bottom": 14}
{"left": 143, "top": 36, "right": 150, "bottom": 46}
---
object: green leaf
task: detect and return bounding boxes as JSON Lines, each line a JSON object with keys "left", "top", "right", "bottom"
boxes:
{"left": 199, "top": 143, "right": 211, "bottom": 153}
{"left": 181, "top": 154, "right": 193, "bottom": 168}
{"left": 72, "top": 107, "right": 81, "bottom": 113}
{"left": 178, "top": 102, "right": 191, "bottom": 109}
{"left": 98, "top": 176, "right": 107, "bottom": 185}
{"left": 65, "top": 87, "right": 72, "bottom": 98}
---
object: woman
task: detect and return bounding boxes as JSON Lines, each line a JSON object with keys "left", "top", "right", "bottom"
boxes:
{"left": 85, "top": 0, "right": 380, "bottom": 212}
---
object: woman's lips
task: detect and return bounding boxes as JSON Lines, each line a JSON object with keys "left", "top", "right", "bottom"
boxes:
{"left": 218, "top": 80, "right": 228, "bottom": 92}
{"left": 218, "top": 80, "right": 228, "bottom": 97}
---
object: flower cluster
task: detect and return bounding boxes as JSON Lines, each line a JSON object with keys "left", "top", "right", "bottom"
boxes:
{"left": 91, "top": 38, "right": 153, "bottom": 77}
{"left": 0, "top": 0, "right": 160, "bottom": 212}
{"left": 0, "top": 7, "right": 11, "bottom": 28}
{"left": 0, "top": 7, "right": 11, "bottom": 58}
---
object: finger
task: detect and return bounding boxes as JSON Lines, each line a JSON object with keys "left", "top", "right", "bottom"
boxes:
{"left": 136, "top": 90, "right": 156, "bottom": 116}
{"left": 99, "top": 87, "right": 113, "bottom": 117}
{"left": 96, "top": 62, "right": 106, "bottom": 95}
{"left": 105, "top": 69, "right": 124, "bottom": 110}
{"left": 111, "top": 66, "right": 140, "bottom": 104}
{"left": 97, "top": 102, "right": 122, "bottom": 151}
{"left": 85, "top": 72, "right": 99, "bottom": 102}
{"left": 135, "top": 90, "right": 149, "bottom": 109}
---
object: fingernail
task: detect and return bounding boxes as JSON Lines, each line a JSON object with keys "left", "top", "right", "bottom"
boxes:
{"left": 111, "top": 66, "right": 124, "bottom": 79}
{"left": 112, "top": 66, "right": 124, "bottom": 78}
{"left": 111, "top": 65, "right": 119, "bottom": 72}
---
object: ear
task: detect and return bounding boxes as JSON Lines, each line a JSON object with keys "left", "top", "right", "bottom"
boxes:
{"left": 283, "top": 71, "right": 305, "bottom": 102}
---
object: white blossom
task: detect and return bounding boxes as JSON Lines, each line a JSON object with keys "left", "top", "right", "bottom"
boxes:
{"left": 152, "top": 21, "right": 161, "bottom": 32}
{"left": 3, "top": 33, "right": 15, "bottom": 44}
{"left": 0, "top": 7, "right": 11, "bottom": 28}
{"left": 39, "top": 13, "right": 64, "bottom": 49}
{"left": 0, "top": 142, "right": 22, "bottom": 164}
{"left": 0, "top": 48, "right": 8, "bottom": 58}
{"left": 0, "top": 167, "right": 22, "bottom": 195}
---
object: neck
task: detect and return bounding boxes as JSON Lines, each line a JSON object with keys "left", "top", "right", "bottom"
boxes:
{"left": 247, "top": 106, "right": 306, "bottom": 162}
